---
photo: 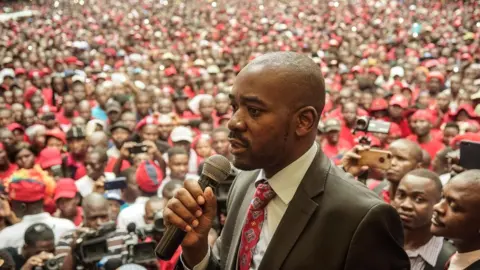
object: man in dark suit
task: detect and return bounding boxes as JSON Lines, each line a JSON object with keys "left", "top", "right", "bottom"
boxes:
{"left": 164, "top": 52, "right": 409, "bottom": 270}
{"left": 432, "top": 170, "right": 480, "bottom": 270}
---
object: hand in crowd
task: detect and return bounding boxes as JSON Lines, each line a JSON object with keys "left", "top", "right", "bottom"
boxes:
{"left": 92, "top": 175, "right": 106, "bottom": 194}
{"left": 120, "top": 141, "right": 138, "bottom": 160}
{"left": 341, "top": 145, "right": 371, "bottom": 177}
{"left": 20, "top": 251, "right": 54, "bottom": 270}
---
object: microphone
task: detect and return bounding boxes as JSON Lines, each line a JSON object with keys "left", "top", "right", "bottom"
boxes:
{"left": 127, "top": 222, "right": 136, "bottom": 234}
{"left": 155, "top": 155, "right": 232, "bottom": 260}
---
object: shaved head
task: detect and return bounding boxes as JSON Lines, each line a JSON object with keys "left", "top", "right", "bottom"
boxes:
{"left": 89, "top": 131, "right": 109, "bottom": 148}
{"left": 243, "top": 52, "right": 325, "bottom": 115}
{"left": 391, "top": 139, "right": 423, "bottom": 164}
{"left": 82, "top": 193, "right": 108, "bottom": 212}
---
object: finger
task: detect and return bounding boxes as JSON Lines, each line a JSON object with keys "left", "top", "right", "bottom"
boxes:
{"left": 183, "top": 180, "right": 206, "bottom": 206}
{"left": 163, "top": 206, "right": 192, "bottom": 232}
{"left": 175, "top": 188, "right": 203, "bottom": 217}
{"left": 167, "top": 197, "right": 199, "bottom": 227}
{"left": 360, "top": 166, "right": 369, "bottom": 171}
{"left": 345, "top": 152, "right": 361, "bottom": 160}
{"left": 202, "top": 187, "right": 217, "bottom": 221}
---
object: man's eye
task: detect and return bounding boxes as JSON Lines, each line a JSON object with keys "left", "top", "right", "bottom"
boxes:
{"left": 247, "top": 107, "right": 261, "bottom": 117}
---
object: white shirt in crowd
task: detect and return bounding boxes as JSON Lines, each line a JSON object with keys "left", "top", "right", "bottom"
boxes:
{"left": 157, "top": 174, "right": 200, "bottom": 198}
{"left": 184, "top": 143, "right": 318, "bottom": 270}
{"left": 116, "top": 196, "right": 150, "bottom": 230}
{"left": 0, "top": 212, "right": 76, "bottom": 249}
{"left": 75, "top": 172, "right": 116, "bottom": 197}
{"left": 162, "top": 149, "right": 199, "bottom": 176}
{"left": 448, "top": 249, "right": 480, "bottom": 270}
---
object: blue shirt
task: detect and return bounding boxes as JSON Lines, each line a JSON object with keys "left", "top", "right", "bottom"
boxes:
{"left": 91, "top": 105, "right": 108, "bottom": 121}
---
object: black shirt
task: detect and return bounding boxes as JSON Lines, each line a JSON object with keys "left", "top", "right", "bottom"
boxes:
{"left": 3, "top": 247, "right": 25, "bottom": 270}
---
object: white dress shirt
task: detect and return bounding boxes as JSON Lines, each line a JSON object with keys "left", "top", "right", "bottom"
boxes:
{"left": 116, "top": 196, "right": 150, "bottom": 230}
{"left": 185, "top": 143, "right": 318, "bottom": 270}
{"left": 0, "top": 212, "right": 76, "bottom": 249}
{"left": 75, "top": 172, "right": 116, "bottom": 197}
{"left": 406, "top": 236, "right": 444, "bottom": 270}
{"left": 448, "top": 249, "right": 480, "bottom": 270}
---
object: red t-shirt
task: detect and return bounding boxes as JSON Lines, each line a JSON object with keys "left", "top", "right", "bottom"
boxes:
{"left": 406, "top": 135, "right": 445, "bottom": 160}
{"left": 321, "top": 139, "right": 352, "bottom": 164}
{"left": 0, "top": 163, "right": 17, "bottom": 183}
{"left": 104, "top": 157, "right": 131, "bottom": 173}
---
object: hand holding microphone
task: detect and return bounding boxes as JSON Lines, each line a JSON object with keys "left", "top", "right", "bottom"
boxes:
{"left": 157, "top": 155, "right": 231, "bottom": 267}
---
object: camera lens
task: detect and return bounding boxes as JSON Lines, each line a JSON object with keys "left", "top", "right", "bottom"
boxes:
{"left": 379, "top": 157, "right": 385, "bottom": 163}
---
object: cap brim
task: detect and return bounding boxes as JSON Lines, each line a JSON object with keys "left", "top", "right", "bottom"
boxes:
{"left": 41, "top": 158, "right": 62, "bottom": 169}
{"left": 54, "top": 190, "right": 76, "bottom": 202}
{"left": 324, "top": 127, "right": 341, "bottom": 132}
{"left": 172, "top": 136, "right": 193, "bottom": 143}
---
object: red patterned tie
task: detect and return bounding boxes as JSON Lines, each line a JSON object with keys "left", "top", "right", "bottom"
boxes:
{"left": 238, "top": 181, "right": 276, "bottom": 270}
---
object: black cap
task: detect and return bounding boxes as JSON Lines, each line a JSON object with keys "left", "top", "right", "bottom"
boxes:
{"left": 109, "top": 121, "right": 131, "bottom": 133}
{"left": 66, "top": 126, "right": 86, "bottom": 140}
{"left": 172, "top": 91, "right": 188, "bottom": 101}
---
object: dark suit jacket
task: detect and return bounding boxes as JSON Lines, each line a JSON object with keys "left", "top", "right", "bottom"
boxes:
{"left": 181, "top": 148, "right": 410, "bottom": 270}
{"left": 466, "top": 260, "right": 480, "bottom": 269}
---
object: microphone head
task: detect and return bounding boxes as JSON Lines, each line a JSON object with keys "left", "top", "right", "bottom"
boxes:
{"left": 127, "top": 222, "right": 136, "bottom": 233}
{"left": 202, "top": 155, "right": 232, "bottom": 183}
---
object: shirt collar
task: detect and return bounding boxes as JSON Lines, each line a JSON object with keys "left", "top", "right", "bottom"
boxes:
{"left": 450, "top": 249, "right": 480, "bottom": 270}
{"left": 22, "top": 212, "right": 51, "bottom": 221}
{"left": 406, "top": 236, "right": 444, "bottom": 267}
{"left": 255, "top": 143, "right": 318, "bottom": 205}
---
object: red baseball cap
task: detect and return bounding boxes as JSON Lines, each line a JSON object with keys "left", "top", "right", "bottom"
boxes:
{"left": 411, "top": 110, "right": 433, "bottom": 122}
{"left": 389, "top": 94, "right": 408, "bottom": 109}
{"left": 450, "top": 132, "right": 480, "bottom": 149}
{"left": 38, "top": 147, "right": 63, "bottom": 169}
{"left": 8, "top": 179, "right": 46, "bottom": 202}
{"left": 135, "top": 116, "right": 159, "bottom": 131}
{"left": 136, "top": 161, "right": 164, "bottom": 193}
{"left": 54, "top": 178, "right": 78, "bottom": 202}
{"left": 369, "top": 98, "right": 388, "bottom": 112}
{"left": 45, "top": 129, "right": 66, "bottom": 145}
{"left": 7, "top": 123, "right": 24, "bottom": 133}
{"left": 426, "top": 71, "right": 445, "bottom": 84}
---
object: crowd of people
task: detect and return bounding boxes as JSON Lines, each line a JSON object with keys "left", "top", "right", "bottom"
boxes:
{"left": 0, "top": 0, "right": 478, "bottom": 269}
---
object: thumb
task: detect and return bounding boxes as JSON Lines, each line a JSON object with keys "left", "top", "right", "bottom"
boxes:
{"left": 202, "top": 187, "right": 217, "bottom": 221}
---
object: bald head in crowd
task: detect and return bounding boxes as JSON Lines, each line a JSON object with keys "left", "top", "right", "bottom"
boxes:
{"left": 82, "top": 193, "right": 110, "bottom": 230}
{"left": 88, "top": 131, "right": 109, "bottom": 150}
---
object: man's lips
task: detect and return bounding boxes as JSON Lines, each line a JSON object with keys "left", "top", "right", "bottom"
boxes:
{"left": 431, "top": 213, "right": 445, "bottom": 227}
{"left": 228, "top": 138, "right": 248, "bottom": 148}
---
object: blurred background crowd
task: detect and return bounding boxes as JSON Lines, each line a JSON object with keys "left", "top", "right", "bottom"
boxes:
{"left": 0, "top": 0, "right": 479, "bottom": 269}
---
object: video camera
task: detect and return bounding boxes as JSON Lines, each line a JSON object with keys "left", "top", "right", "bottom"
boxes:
{"left": 125, "top": 211, "right": 165, "bottom": 265}
{"left": 354, "top": 117, "right": 391, "bottom": 134}
{"left": 75, "top": 221, "right": 117, "bottom": 264}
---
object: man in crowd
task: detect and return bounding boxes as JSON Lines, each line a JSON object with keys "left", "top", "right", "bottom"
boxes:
{"left": 408, "top": 110, "right": 444, "bottom": 163}
{"left": 64, "top": 127, "right": 88, "bottom": 180}
{"left": 211, "top": 127, "right": 232, "bottom": 161}
{"left": 75, "top": 148, "right": 115, "bottom": 197}
{"left": 392, "top": 169, "right": 456, "bottom": 269}
{"left": 56, "top": 193, "right": 132, "bottom": 269}
{"left": 117, "top": 160, "right": 163, "bottom": 229}
{"left": 432, "top": 170, "right": 480, "bottom": 269}
{"left": 0, "top": 179, "right": 75, "bottom": 248}
{"left": 53, "top": 178, "right": 82, "bottom": 226}
{"left": 321, "top": 118, "right": 352, "bottom": 164}
{"left": 2, "top": 223, "right": 55, "bottom": 270}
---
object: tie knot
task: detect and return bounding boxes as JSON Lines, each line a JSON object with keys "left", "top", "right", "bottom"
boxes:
{"left": 251, "top": 181, "right": 276, "bottom": 210}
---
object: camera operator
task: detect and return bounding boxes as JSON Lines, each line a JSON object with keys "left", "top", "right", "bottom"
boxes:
{"left": 2, "top": 223, "right": 54, "bottom": 270}
{"left": 56, "top": 193, "right": 131, "bottom": 269}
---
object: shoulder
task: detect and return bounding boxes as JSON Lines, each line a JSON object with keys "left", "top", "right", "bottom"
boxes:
{"left": 50, "top": 216, "right": 76, "bottom": 229}
{"left": 322, "top": 164, "right": 389, "bottom": 219}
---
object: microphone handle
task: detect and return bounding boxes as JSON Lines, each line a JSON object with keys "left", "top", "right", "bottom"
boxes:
{"left": 155, "top": 175, "right": 219, "bottom": 260}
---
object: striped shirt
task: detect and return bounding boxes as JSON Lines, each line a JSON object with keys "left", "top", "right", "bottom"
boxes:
{"left": 406, "top": 236, "right": 444, "bottom": 270}
{"left": 56, "top": 228, "right": 133, "bottom": 269}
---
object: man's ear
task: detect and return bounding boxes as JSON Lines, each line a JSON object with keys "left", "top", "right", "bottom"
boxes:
{"left": 295, "top": 106, "right": 318, "bottom": 137}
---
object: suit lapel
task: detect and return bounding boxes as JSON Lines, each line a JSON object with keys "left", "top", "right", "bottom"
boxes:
{"left": 259, "top": 148, "right": 331, "bottom": 270}
{"left": 226, "top": 171, "right": 259, "bottom": 270}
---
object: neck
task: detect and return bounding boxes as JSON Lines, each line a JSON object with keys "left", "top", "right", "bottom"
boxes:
{"left": 404, "top": 226, "right": 433, "bottom": 250}
{"left": 60, "top": 212, "right": 75, "bottom": 221}
{"left": 454, "top": 239, "right": 480, "bottom": 253}
{"left": 0, "top": 218, "right": 6, "bottom": 231}
{"left": 388, "top": 181, "right": 399, "bottom": 198}
{"left": 64, "top": 111, "right": 74, "bottom": 118}
{"left": 25, "top": 208, "right": 43, "bottom": 216}
{"left": 418, "top": 133, "right": 432, "bottom": 143}
{"left": 264, "top": 142, "right": 311, "bottom": 178}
